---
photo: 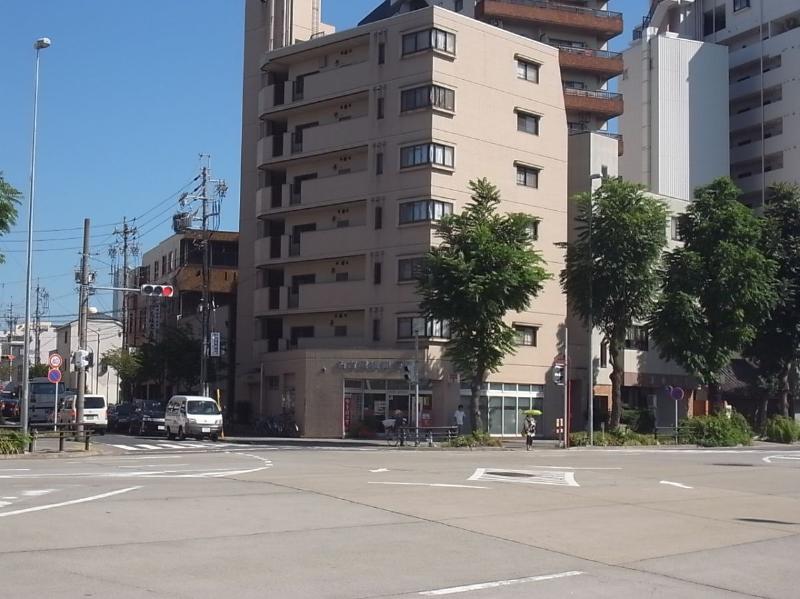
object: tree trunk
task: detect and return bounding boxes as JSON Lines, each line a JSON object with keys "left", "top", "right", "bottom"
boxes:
{"left": 759, "top": 396, "right": 769, "bottom": 433}
{"left": 608, "top": 337, "right": 623, "bottom": 430}
{"left": 470, "top": 373, "right": 484, "bottom": 433}
{"left": 780, "top": 364, "right": 790, "bottom": 418}
{"left": 708, "top": 381, "right": 723, "bottom": 413}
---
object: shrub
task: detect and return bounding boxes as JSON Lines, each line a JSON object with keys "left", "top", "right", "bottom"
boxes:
{"left": 568, "top": 430, "right": 656, "bottom": 447}
{"left": 621, "top": 409, "right": 655, "bottom": 433}
{"left": 0, "top": 432, "right": 30, "bottom": 455}
{"left": 444, "top": 431, "right": 503, "bottom": 448}
{"left": 764, "top": 416, "right": 799, "bottom": 444}
{"left": 682, "top": 412, "right": 752, "bottom": 447}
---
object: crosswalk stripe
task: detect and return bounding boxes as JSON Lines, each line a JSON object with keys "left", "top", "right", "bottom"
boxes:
{"left": 157, "top": 443, "right": 188, "bottom": 449}
{"left": 135, "top": 444, "right": 164, "bottom": 450}
{"left": 111, "top": 444, "right": 143, "bottom": 451}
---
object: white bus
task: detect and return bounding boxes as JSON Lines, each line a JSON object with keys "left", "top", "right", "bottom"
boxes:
{"left": 29, "top": 377, "right": 68, "bottom": 424}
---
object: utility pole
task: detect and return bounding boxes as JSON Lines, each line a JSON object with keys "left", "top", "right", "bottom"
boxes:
{"left": 76, "top": 218, "right": 91, "bottom": 434}
{"left": 33, "top": 282, "right": 48, "bottom": 365}
{"left": 5, "top": 302, "right": 15, "bottom": 385}
{"left": 113, "top": 217, "right": 138, "bottom": 351}
{"left": 197, "top": 163, "right": 211, "bottom": 398}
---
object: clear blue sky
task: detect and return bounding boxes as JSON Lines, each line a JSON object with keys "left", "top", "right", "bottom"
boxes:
{"left": 0, "top": 0, "right": 646, "bottom": 323}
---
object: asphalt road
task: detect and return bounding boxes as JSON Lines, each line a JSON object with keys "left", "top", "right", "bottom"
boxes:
{"left": 2, "top": 440, "right": 800, "bottom": 598}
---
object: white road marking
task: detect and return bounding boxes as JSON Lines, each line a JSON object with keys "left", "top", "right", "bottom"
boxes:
{"left": 104, "top": 455, "right": 184, "bottom": 461}
{"left": 110, "top": 444, "right": 142, "bottom": 451}
{"left": 22, "top": 489, "right": 56, "bottom": 497}
{"left": 0, "top": 469, "right": 30, "bottom": 472}
{"left": 369, "top": 468, "right": 389, "bottom": 473}
{"left": 1, "top": 497, "right": 17, "bottom": 500}
{"left": 763, "top": 455, "right": 800, "bottom": 464}
{"left": 0, "top": 501, "right": 12, "bottom": 508}
{"left": 368, "top": 482, "right": 488, "bottom": 489}
{"left": 157, "top": 443, "right": 191, "bottom": 449}
{"left": 660, "top": 481, "right": 693, "bottom": 489}
{"left": 419, "top": 571, "right": 584, "bottom": 595}
{"left": 0, "top": 486, "right": 142, "bottom": 518}
{"left": 119, "top": 464, "right": 189, "bottom": 468}
{"left": 469, "top": 468, "right": 579, "bottom": 487}
{"left": 134, "top": 444, "right": 165, "bottom": 450}
{"left": 533, "top": 466, "right": 622, "bottom": 470}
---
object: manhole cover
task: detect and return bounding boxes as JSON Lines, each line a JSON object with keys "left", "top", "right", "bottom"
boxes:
{"left": 469, "top": 468, "right": 579, "bottom": 487}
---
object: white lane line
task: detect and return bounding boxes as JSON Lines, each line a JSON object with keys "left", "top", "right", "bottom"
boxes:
{"left": 419, "top": 571, "right": 584, "bottom": 595}
{"left": 0, "top": 501, "right": 12, "bottom": 508}
{"left": 368, "top": 482, "right": 488, "bottom": 490}
{"left": 119, "top": 464, "right": 189, "bottom": 468}
{"left": 0, "top": 469, "right": 30, "bottom": 472}
{"left": 660, "top": 481, "right": 693, "bottom": 489}
{"left": 1, "top": 497, "right": 18, "bottom": 500}
{"left": 102, "top": 455, "right": 183, "bottom": 461}
{"left": 0, "top": 486, "right": 142, "bottom": 518}
{"left": 763, "top": 455, "right": 800, "bottom": 464}
{"left": 22, "top": 489, "right": 56, "bottom": 497}
{"left": 369, "top": 468, "right": 389, "bottom": 473}
{"left": 110, "top": 444, "right": 143, "bottom": 451}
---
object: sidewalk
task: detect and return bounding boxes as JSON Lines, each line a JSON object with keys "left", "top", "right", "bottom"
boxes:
{"left": 1, "top": 436, "right": 112, "bottom": 459}
{"left": 223, "top": 435, "right": 387, "bottom": 448}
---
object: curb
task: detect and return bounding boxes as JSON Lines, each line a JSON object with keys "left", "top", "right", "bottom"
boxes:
{"left": 1, "top": 446, "right": 109, "bottom": 460}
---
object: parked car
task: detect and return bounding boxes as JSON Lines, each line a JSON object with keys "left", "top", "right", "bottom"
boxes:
{"left": 128, "top": 399, "right": 167, "bottom": 436}
{"left": 110, "top": 402, "right": 134, "bottom": 433}
{"left": 57, "top": 395, "right": 108, "bottom": 434}
{"left": 1, "top": 394, "right": 20, "bottom": 420}
{"left": 165, "top": 396, "right": 223, "bottom": 441}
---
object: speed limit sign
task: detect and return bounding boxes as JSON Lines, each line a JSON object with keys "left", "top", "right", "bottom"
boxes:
{"left": 48, "top": 353, "right": 63, "bottom": 369}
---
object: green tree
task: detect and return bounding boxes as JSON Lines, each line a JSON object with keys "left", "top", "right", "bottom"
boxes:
{"left": 651, "top": 178, "right": 777, "bottom": 408}
{"left": 0, "top": 172, "right": 22, "bottom": 264}
{"left": 138, "top": 326, "right": 201, "bottom": 394}
{"left": 746, "top": 183, "right": 800, "bottom": 419}
{"left": 101, "top": 347, "right": 142, "bottom": 402}
{"left": 418, "top": 178, "right": 550, "bottom": 432}
{"left": 29, "top": 363, "right": 48, "bottom": 378}
{"left": 559, "top": 178, "right": 668, "bottom": 430}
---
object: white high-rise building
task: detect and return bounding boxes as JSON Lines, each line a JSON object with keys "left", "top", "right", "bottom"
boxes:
{"left": 625, "top": 0, "right": 800, "bottom": 207}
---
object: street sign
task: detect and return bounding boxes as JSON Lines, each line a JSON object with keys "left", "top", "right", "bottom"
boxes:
{"left": 210, "top": 332, "right": 221, "bottom": 357}
{"left": 668, "top": 386, "right": 685, "bottom": 401}
{"left": 48, "top": 353, "right": 63, "bottom": 369}
{"left": 47, "top": 368, "right": 62, "bottom": 384}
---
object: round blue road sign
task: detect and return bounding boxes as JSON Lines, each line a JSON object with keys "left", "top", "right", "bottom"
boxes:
{"left": 47, "top": 368, "right": 62, "bottom": 384}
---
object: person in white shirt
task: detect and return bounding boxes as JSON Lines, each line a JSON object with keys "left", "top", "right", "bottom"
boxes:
{"left": 453, "top": 405, "right": 466, "bottom": 434}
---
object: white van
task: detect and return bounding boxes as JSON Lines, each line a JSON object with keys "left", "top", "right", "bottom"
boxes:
{"left": 58, "top": 394, "right": 108, "bottom": 434}
{"left": 165, "top": 395, "right": 223, "bottom": 441}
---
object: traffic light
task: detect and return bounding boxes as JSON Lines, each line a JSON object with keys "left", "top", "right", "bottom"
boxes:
{"left": 140, "top": 284, "right": 175, "bottom": 298}
{"left": 403, "top": 362, "right": 417, "bottom": 383}
{"left": 553, "top": 363, "right": 565, "bottom": 386}
{"left": 72, "top": 349, "right": 90, "bottom": 369}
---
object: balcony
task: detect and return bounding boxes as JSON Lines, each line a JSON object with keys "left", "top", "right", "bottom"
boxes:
{"left": 258, "top": 81, "right": 287, "bottom": 115}
{"left": 266, "top": 61, "right": 371, "bottom": 111}
{"left": 254, "top": 285, "right": 288, "bottom": 315}
{"left": 563, "top": 88, "right": 623, "bottom": 118}
{"left": 730, "top": 135, "right": 783, "bottom": 165}
{"left": 293, "top": 336, "right": 365, "bottom": 350}
{"left": 477, "top": 0, "right": 623, "bottom": 41}
{"left": 557, "top": 46, "right": 623, "bottom": 78}
{"left": 730, "top": 100, "right": 783, "bottom": 132}
{"left": 289, "top": 170, "right": 369, "bottom": 209}
{"left": 254, "top": 280, "right": 367, "bottom": 315}
{"left": 256, "top": 184, "right": 291, "bottom": 216}
{"left": 254, "top": 235, "right": 288, "bottom": 266}
{"left": 289, "top": 117, "right": 371, "bottom": 157}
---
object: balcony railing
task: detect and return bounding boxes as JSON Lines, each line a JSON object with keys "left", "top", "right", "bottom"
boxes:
{"left": 563, "top": 87, "right": 624, "bottom": 117}
{"left": 557, "top": 45, "right": 624, "bottom": 76}
{"left": 478, "top": 0, "right": 624, "bottom": 39}
{"left": 564, "top": 88, "right": 622, "bottom": 101}
{"left": 557, "top": 45, "right": 621, "bottom": 60}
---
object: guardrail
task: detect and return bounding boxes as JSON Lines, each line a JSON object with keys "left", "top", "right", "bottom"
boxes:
{"left": 1, "top": 423, "right": 93, "bottom": 453}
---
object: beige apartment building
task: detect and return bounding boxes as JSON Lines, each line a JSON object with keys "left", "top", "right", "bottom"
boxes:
{"left": 236, "top": 5, "right": 569, "bottom": 437}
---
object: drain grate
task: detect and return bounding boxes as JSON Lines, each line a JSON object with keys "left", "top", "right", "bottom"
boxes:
{"left": 469, "top": 468, "right": 579, "bottom": 487}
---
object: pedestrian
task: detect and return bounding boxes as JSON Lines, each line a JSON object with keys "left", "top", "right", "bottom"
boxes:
{"left": 521, "top": 414, "right": 536, "bottom": 451}
{"left": 453, "top": 404, "right": 466, "bottom": 434}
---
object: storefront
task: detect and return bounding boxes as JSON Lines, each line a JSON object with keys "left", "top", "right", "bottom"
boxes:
{"left": 343, "top": 378, "right": 432, "bottom": 433}
{"left": 460, "top": 382, "right": 545, "bottom": 437}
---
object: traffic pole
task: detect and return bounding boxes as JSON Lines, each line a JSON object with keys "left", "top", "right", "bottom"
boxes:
{"left": 76, "top": 218, "right": 90, "bottom": 435}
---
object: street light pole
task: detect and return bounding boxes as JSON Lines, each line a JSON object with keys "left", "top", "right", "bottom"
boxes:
{"left": 20, "top": 37, "right": 51, "bottom": 436}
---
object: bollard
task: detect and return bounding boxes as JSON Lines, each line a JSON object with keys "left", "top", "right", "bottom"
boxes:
{"left": 58, "top": 431, "right": 65, "bottom": 452}
{"left": 29, "top": 428, "right": 37, "bottom": 453}
{"left": 84, "top": 431, "right": 91, "bottom": 451}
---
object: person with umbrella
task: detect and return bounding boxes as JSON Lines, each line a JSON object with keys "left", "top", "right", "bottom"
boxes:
{"left": 521, "top": 409, "right": 540, "bottom": 451}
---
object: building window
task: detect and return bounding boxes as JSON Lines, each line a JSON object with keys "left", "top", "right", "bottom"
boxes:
{"left": 455, "top": 0, "right": 463, "bottom": 11}
{"left": 514, "top": 326, "right": 537, "bottom": 346}
{"left": 402, "top": 28, "right": 456, "bottom": 56}
{"left": 153, "top": 261, "right": 159, "bottom": 278}
{"left": 704, "top": 6, "right": 726, "bottom": 35}
{"left": 516, "top": 111, "right": 540, "bottom": 135}
{"left": 373, "top": 262, "right": 382, "bottom": 284}
{"left": 334, "top": 325, "right": 347, "bottom": 337}
{"left": 733, "top": 0, "right": 750, "bottom": 11}
{"left": 516, "top": 58, "right": 540, "bottom": 83}
{"left": 376, "top": 152, "right": 384, "bottom": 175}
{"left": 375, "top": 206, "right": 383, "bottom": 230}
{"left": 399, "top": 199, "right": 453, "bottom": 224}
{"left": 527, "top": 221, "right": 539, "bottom": 241}
{"left": 377, "top": 96, "right": 385, "bottom": 119}
{"left": 372, "top": 319, "right": 381, "bottom": 342}
{"left": 335, "top": 272, "right": 349, "bottom": 282}
{"left": 516, "top": 165, "right": 540, "bottom": 188}
{"left": 398, "top": 257, "right": 425, "bottom": 282}
{"left": 625, "top": 325, "right": 650, "bottom": 351}
{"left": 397, "top": 316, "right": 451, "bottom": 339}
{"left": 266, "top": 375, "right": 280, "bottom": 390}
{"left": 670, "top": 216, "right": 684, "bottom": 241}
{"left": 378, "top": 42, "right": 386, "bottom": 64}
{"left": 400, "top": 84, "right": 455, "bottom": 112}
{"left": 600, "top": 340, "right": 608, "bottom": 368}
{"left": 400, "top": 142, "right": 455, "bottom": 169}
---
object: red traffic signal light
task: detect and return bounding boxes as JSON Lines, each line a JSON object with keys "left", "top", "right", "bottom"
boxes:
{"left": 141, "top": 284, "right": 175, "bottom": 298}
